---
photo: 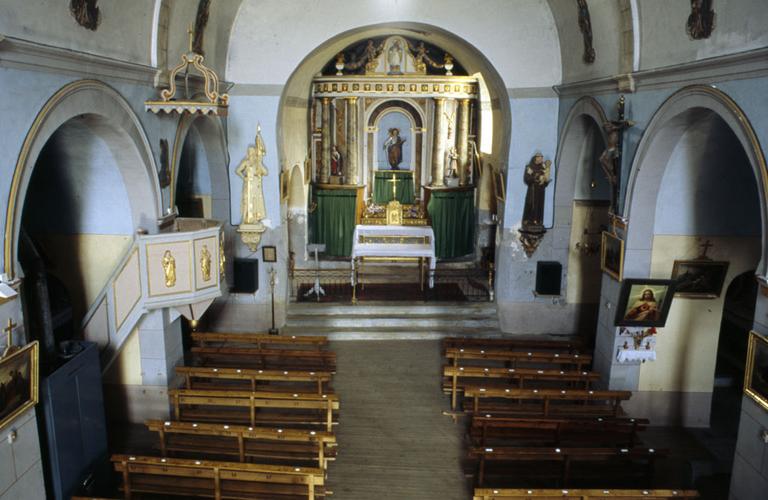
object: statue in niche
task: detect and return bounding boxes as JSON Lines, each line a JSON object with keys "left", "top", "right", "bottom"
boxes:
{"left": 69, "top": 0, "right": 100, "bottom": 31}
{"left": 383, "top": 128, "right": 406, "bottom": 170}
{"left": 687, "top": 0, "right": 715, "bottom": 40}
{"left": 192, "top": 0, "right": 212, "bottom": 55}
{"left": 330, "top": 145, "right": 343, "bottom": 177}
{"left": 522, "top": 153, "right": 552, "bottom": 228}
{"left": 200, "top": 244, "right": 212, "bottom": 281}
{"left": 387, "top": 39, "right": 404, "bottom": 74}
{"left": 445, "top": 147, "right": 459, "bottom": 183}
{"left": 576, "top": 0, "right": 596, "bottom": 64}
{"left": 162, "top": 250, "right": 176, "bottom": 288}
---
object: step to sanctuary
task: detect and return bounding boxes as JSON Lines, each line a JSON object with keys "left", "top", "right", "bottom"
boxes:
{"left": 283, "top": 301, "right": 503, "bottom": 340}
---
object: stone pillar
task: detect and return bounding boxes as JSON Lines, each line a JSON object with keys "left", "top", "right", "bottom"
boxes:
{"left": 346, "top": 97, "right": 359, "bottom": 185}
{"left": 430, "top": 98, "right": 446, "bottom": 187}
{"left": 457, "top": 98, "right": 471, "bottom": 186}
{"left": 320, "top": 97, "right": 331, "bottom": 184}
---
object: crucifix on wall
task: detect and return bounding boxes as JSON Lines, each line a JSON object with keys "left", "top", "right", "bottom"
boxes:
{"left": 600, "top": 95, "right": 634, "bottom": 215}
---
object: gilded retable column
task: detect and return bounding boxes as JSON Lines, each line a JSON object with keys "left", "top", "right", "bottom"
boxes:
{"left": 346, "top": 97, "right": 359, "bottom": 185}
{"left": 320, "top": 97, "right": 331, "bottom": 184}
{"left": 430, "top": 97, "right": 446, "bottom": 187}
{"left": 457, "top": 98, "right": 471, "bottom": 186}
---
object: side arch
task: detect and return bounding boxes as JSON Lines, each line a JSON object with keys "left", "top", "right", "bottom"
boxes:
{"left": 5, "top": 79, "right": 162, "bottom": 279}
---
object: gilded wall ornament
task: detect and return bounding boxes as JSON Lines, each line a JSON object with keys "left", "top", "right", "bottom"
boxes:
{"left": 162, "top": 250, "right": 176, "bottom": 287}
{"left": 200, "top": 245, "right": 212, "bottom": 281}
{"left": 70, "top": 0, "right": 100, "bottom": 31}
{"left": 576, "top": 0, "right": 596, "bottom": 64}
{"left": 687, "top": 0, "right": 715, "bottom": 40}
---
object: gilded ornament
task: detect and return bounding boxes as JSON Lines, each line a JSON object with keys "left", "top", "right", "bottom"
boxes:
{"left": 200, "top": 244, "right": 212, "bottom": 281}
{"left": 236, "top": 126, "right": 269, "bottom": 251}
{"left": 162, "top": 250, "right": 177, "bottom": 287}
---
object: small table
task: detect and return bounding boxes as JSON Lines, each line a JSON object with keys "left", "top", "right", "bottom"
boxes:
{"left": 350, "top": 225, "right": 436, "bottom": 302}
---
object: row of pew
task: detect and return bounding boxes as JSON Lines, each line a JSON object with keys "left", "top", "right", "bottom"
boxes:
{"left": 111, "top": 332, "right": 339, "bottom": 499}
{"left": 440, "top": 336, "right": 700, "bottom": 500}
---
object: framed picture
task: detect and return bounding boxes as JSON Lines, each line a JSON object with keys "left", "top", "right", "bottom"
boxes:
{"left": 615, "top": 278, "right": 677, "bottom": 327}
{"left": 262, "top": 245, "right": 277, "bottom": 263}
{"left": 745, "top": 331, "right": 768, "bottom": 411}
{"left": 0, "top": 341, "right": 39, "bottom": 431}
{"left": 671, "top": 260, "right": 729, "bottom": 298}
{"left": 601, "top": 231, "right": 624, "bottom": 281}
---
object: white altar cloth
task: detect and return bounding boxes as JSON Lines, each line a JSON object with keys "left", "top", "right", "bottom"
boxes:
{"left": 351, "top": 225, "right": 436, "bottom": 288}
{"left": 616, "top": 349, "right": 657, "bottom": 363}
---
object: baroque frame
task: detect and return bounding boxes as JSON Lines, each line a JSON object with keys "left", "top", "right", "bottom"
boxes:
{"left": 601, "top": 231, "right": 624, "bottom": 281}
{"left": 745, "top": 331, "right": 768, "bottom": 411}
{"left": 0, "top": 341, "right": 39, "bottom": 430}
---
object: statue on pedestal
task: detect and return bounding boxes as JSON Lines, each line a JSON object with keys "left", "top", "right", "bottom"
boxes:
{"left": 519, "top": 152, "right": 552, "bottom": 257}
{"left": 236, "top": 126, "right": 269, "bottom": 251}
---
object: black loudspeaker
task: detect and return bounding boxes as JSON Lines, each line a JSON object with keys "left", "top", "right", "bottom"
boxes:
{"left": 536, "top": 261, "right": 562, "bottom": 296}
{"left": 233, "top": 259, "right": 259, "bottom": 293}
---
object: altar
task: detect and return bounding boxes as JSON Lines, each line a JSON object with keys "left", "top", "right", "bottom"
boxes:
{"left": 350, "top": 224, "right": 436, "bottom": 302}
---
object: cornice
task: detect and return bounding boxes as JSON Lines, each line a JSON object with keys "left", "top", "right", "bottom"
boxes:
{"left": 555, "top": 47, "right": 768, "bottom": 98}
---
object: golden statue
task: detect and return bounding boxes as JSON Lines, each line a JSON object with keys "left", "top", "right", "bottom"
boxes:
{"left": 200, "top": 244, "right": 212, "bottom": 281}
{"left": 162, "top": 250, "right": 176, "bottom": 287}
{"left": 236, "top": 126, "right": 269, "bottom": 250}
{"left": 219, "top": 234, "right": 226, "bottom": 278}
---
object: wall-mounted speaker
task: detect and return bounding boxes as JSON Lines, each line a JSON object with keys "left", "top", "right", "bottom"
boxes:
{"left": 233, "top": 258, "right": 258, "bottom": 293}
{"left": 536, "top": 261, "right": 562, "bottom": 296}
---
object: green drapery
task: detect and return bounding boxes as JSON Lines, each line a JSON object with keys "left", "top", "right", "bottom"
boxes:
{"left": 313, "top": 188, "right": 357, "bottom": 257}
{"left": 373, "top": 170, "right": 415, "bottom": 204}
{"left": 427, "top": 189, "right": 475, "bottom": 259}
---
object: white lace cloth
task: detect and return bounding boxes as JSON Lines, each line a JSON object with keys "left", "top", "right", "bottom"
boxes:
{"left": 351, "top": 225, "right": 436, "bottom": 287}
{"left": 616, "top": 349, "right": 657, "bottom": 363}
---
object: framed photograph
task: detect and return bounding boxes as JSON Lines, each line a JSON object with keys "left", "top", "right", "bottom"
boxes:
{"left": 615, "top": 278, "right": 677, "bottom": 327}
{"left": 671, "top": 260, "right": 729, "bottom": 298}
{"left": 0, "top": 341, "right": 39, "bottom": 431}
{"left": 262, "top": 245, "right": 277, "bottom": 263}
{"left": 745, "top": 331, "right": 768, "bottom": 411}
{"left": 601, "top": 231, "right": 624, "bottom": 281}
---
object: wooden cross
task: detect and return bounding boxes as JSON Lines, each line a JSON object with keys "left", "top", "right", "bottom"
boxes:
{"left": 2, "top": 318, "right": 17, "bottom": 358}
{"left": 386, "top": 173, "right": 399, "bottom": 200}
{"left": 699, "top": 239, "right": 714, "bottom": 259}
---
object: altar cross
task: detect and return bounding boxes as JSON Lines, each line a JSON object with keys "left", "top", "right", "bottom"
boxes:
{"left": 386, "top": 173, "right": 399, "bottom": 200}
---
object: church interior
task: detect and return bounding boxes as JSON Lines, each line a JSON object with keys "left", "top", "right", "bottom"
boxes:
{"left": 1, "top": 1, "right": 768, "bottom": 499}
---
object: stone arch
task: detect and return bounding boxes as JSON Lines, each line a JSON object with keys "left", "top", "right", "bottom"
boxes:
{"left": 623, "top": 85, "right": 768, "bottom": 278}
{"left": 4, "top": 79, "right": 162, "bottom": 279}
{"left": 170, "top": 114, "right": 231, "bottom": 221}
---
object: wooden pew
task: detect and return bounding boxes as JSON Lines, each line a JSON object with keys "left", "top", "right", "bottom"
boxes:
{"left": 469, "top": 446, "right": 667, "bottom": 487}
{"left": 444, "top": 336, "right": 584, "bottom": 353}
{"left": 175, "top": 366, "right": 333, "bottom": 395}
{"left": 192, "top": 346, "right": 337, "bottom": 372}
{"left": 473, "top": 489, "right": 699, "bottom": 499}
{"left": 192, "top": 332, "right": 328, "bottom": 350}
{"left": 469, "top": 416, "right": 647, "bottom": 448}
{"left": 112, "top": 454, "right": 325, "bottom": 499}
{"left": 462, "top": 387, "right": 631, "bottom": 417}
{"left": 443, "top": 365, "right": 601, "bottom": 410}
{"left": 445, "top": 348, "right": 592, "bottom": 372}
{"left": 146, "top": 420, "right": 336, "bottom": 470}
{"left": 168, "top": 389, "right": 340, "bottom": 432}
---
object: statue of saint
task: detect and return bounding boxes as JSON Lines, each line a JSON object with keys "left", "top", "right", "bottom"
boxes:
{"left": 445, "top": 147, "right": 459, "bottom": 181}
{"left": 162, "top": 250, "right": 176, "bottom": 288}
{"left": 383, "top": 128, "right": 406, "bottom": 170}
{"left": 387, "top": 39, "right": 404, "bottom": 74}
{"left": 330, "top": 145, "right": 343, "bottom": 177}
{"left": 236, "top": 129, "right": 268, "bottom": 225}
{"left": 200, "top": 244, "right": 212, "bottom": 281}
{"left": 522, "top": 153, "right": 552, "bottom": 228}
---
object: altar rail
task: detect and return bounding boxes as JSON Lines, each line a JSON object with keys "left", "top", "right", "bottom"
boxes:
{"left": 289, "top": 266, "right": 493, "bottom": 302}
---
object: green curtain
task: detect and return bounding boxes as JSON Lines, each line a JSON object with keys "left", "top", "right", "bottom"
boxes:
{"left": 373, "top": 170, "right": 415, "bottom": 204}
{"left": 313, "top": 188, "right": 357, "bottom": 257}
{"left": 427, "top": 189, "right": 475, "bottom": 259}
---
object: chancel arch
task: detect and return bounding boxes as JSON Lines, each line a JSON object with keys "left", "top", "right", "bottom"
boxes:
{"left": 602, "top": 85, "right": 767, "bottom": 427}
{"left": 554, "top": 97, "right": 610, "bottom": 334}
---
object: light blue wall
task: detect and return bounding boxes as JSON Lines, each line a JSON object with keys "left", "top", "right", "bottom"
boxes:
{"left": 376, "top": 111, "right": 413, "bottom": 170}
{"left": 504, "top": 96, "right": 559, "bottom": 229}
